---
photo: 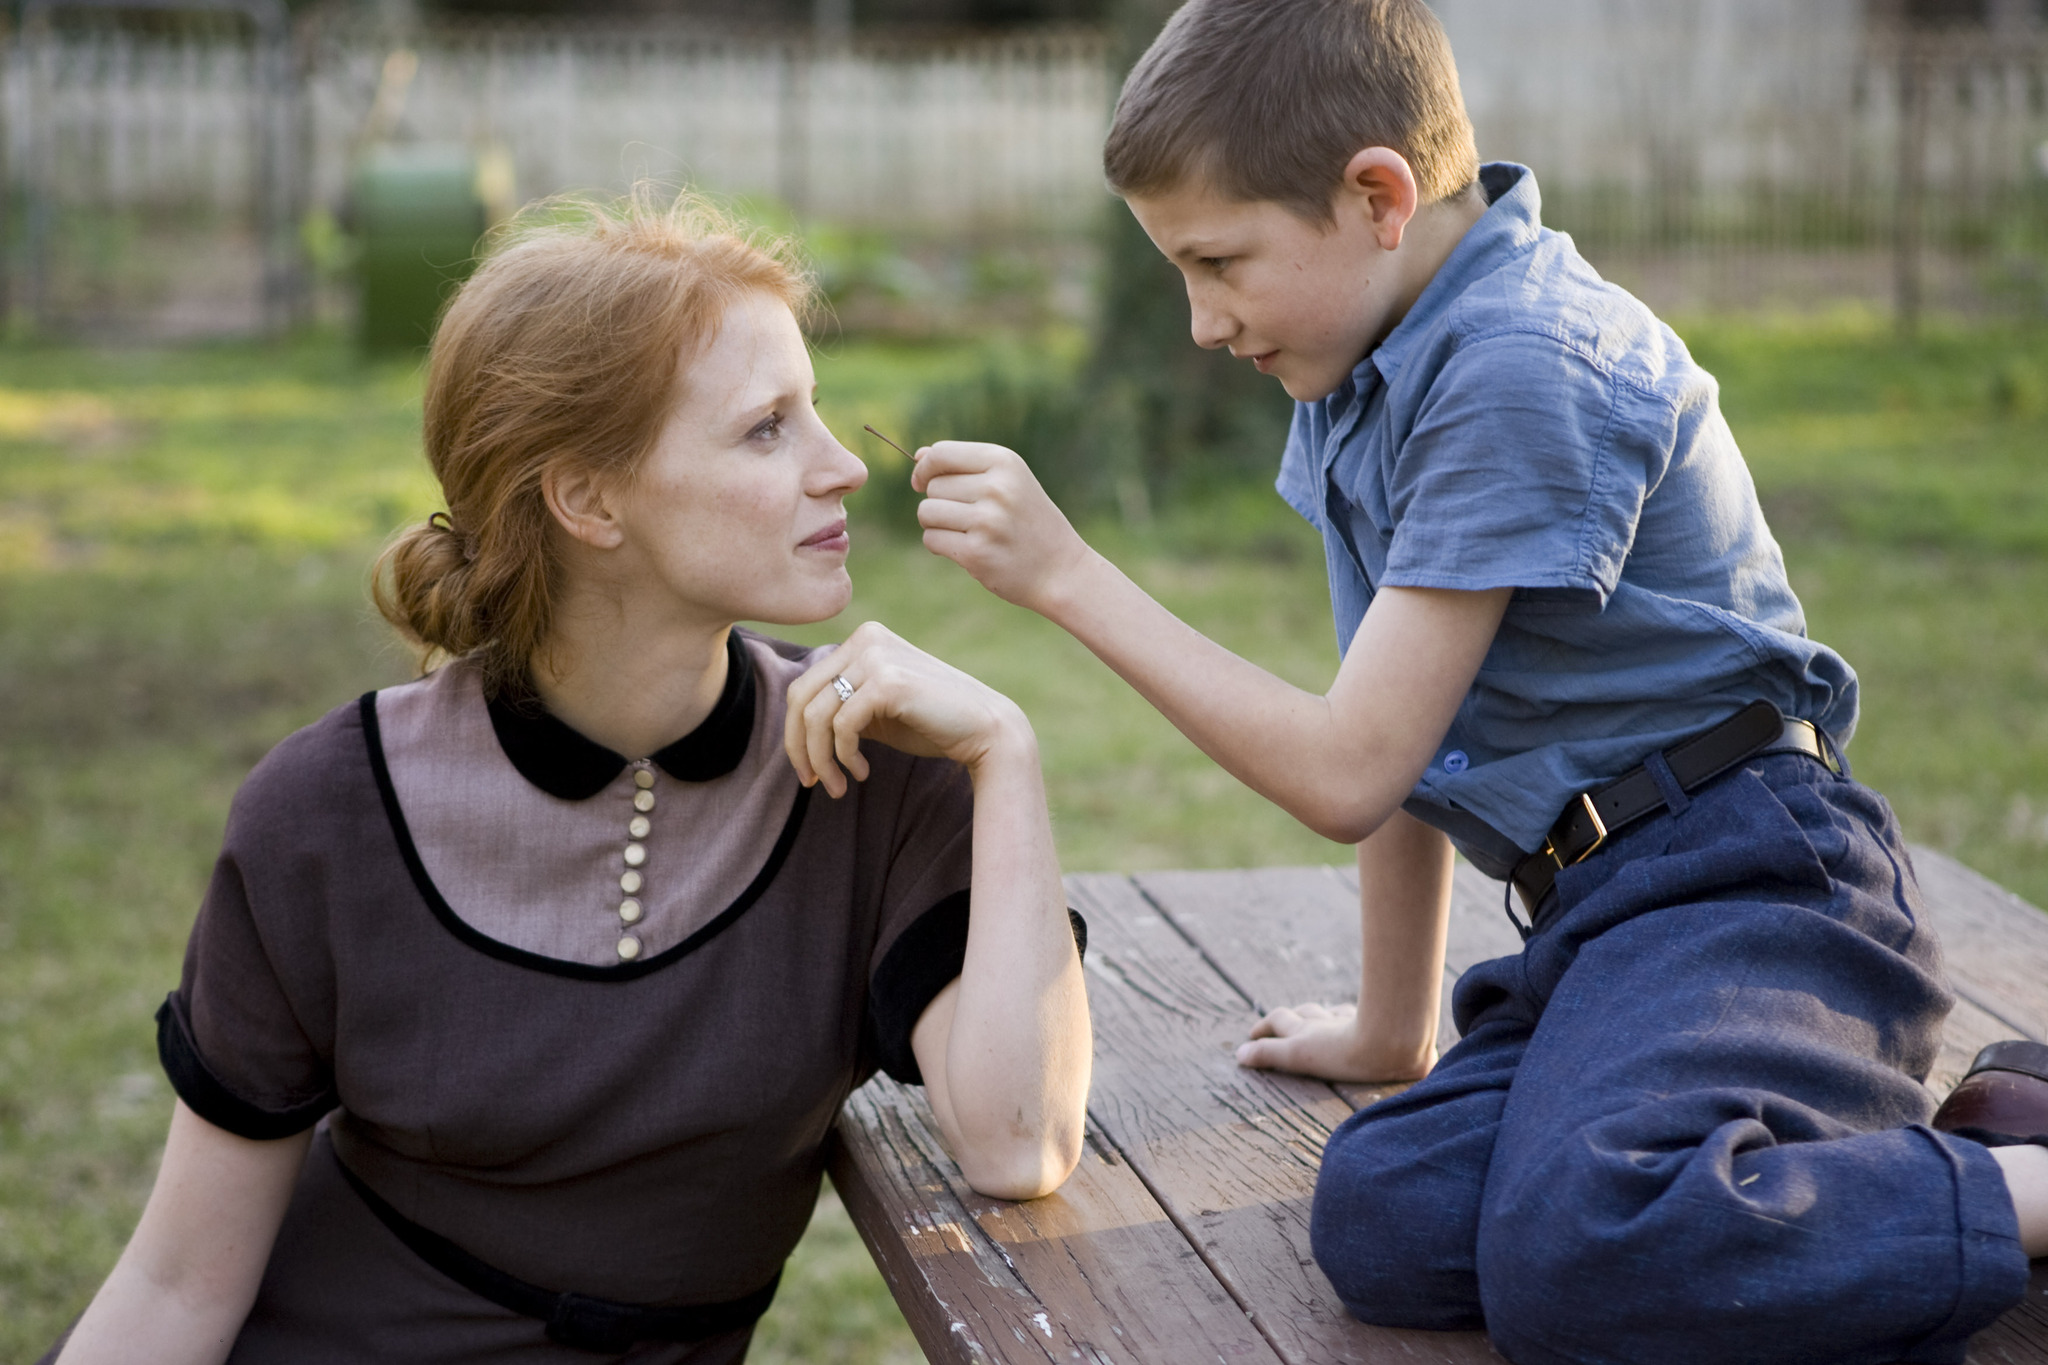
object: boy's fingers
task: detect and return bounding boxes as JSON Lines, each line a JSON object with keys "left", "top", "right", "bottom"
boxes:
{"left": 920, "top": 470, "right": 1000, "bottom": 505}
{"left": 915, "top": 497, "right": 977, "bottom": 535}
{"left": 915, "top": 440, "right": 1009, "bottom": 480}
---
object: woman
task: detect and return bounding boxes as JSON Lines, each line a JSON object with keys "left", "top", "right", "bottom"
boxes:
{"left": 50, "top": 193, "right": 1091, "bottom": 1364}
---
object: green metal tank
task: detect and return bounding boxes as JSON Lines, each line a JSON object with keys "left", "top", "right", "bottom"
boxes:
{"left": 354, "top": 144, "right": 486, "bottom": 352}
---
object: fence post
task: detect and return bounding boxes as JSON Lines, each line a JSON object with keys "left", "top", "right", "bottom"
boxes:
{"left": 1894, "top": 22, "right": 1930, "bottom": 336}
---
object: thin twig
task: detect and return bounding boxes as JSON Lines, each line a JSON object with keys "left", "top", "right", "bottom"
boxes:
{"left": 862, "top": 425, "right": 916, "bottom": 461}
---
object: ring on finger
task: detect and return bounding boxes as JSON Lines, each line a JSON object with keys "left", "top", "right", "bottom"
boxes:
{"left": 831, "top": 675, "right": 855, "bottom": 703}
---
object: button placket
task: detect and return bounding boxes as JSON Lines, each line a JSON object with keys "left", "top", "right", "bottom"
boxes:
{"left": 616, "top": 763, "right": 657, "bottom": 961}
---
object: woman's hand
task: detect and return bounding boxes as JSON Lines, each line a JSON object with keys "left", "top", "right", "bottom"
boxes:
{"left": 784, "top": 620, "right": 1032, "bottom": 798}
{"left": 911, "top": 441, "right": 1095, "bottom": 615}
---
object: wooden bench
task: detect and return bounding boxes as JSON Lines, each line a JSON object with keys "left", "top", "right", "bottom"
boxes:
{"left": 829, "top": 849, "right": 2048, "bottom": 1364}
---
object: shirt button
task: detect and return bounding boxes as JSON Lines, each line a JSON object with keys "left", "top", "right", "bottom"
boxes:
{"left": 1443, "top": 750, "right": 1470, "bottom": 774}
{"left": 634, "top": 769, "right": 656, "bottom": 790}
{"left": 616, "top": 934, "right": 642, "bottom": 961}
{"left": 618, "top": 897, "right": 644, "bottom": 924}
{"left": 623, "top": 843, "right": 647, "bottom": 868}
{"left": 628, "top": 815, "right": 651, "bottom": 839}
{"left": 633, "top": 790, "right": 656, "bottom": 813}
{"left": 620, "top": 870, "right": 643, "bottom": 895}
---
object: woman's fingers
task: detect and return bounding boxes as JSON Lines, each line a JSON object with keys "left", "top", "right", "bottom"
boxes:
{"left": 784, "top": 643, "right": 854, "bottom": 787}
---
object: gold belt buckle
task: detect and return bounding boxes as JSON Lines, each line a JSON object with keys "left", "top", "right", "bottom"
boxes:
{"left": 1543, "top": 793, "right": 1609, "bottom": 872}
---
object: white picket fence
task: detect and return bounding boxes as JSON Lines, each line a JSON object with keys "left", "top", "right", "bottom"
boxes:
{"left": 3, "top": 1, "right": 2046, "bottom": 335}
{"left": 3, "top": 18, "right": 1117, "bottom": 229}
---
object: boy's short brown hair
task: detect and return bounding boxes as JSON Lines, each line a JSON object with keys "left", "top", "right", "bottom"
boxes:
{"left": 1103, "top": 0, "right": 1479, "bottom": 221}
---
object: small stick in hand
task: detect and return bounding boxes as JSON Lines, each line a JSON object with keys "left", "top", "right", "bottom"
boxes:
{"left": 864, "top": 425, "right": 916, "bottom": 461}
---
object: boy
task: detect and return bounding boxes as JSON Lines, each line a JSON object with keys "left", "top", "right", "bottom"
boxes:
{"left": 902, "top": 0, "right": 2048, "bottom": 1361}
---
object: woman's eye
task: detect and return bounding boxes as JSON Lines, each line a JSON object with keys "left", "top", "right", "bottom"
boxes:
{"left": 749, "top": 414, "right": 783, "bottom": 442}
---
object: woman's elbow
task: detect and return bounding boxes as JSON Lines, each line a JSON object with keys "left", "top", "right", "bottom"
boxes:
{"left": 954, "top": 1127, "right": 1084, "bottom": 1202}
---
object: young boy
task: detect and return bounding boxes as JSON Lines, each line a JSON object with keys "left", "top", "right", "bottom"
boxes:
{"left": 903, "top": 0, "right": 2048, "bottom": 1360}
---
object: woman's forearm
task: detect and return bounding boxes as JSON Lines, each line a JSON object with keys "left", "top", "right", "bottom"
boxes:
{"left": 917, "top": 723, "right": 1091, "bottom": 1200}
{"left": 59, "top": 1103, "right": 308, "bottom": 1365}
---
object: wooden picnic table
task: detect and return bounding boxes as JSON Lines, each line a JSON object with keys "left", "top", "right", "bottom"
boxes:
{"left": 829, "top": 849, "right": 2048, "bottom": 1365}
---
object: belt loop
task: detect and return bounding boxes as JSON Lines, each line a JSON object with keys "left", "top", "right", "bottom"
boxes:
{"left": 1642, "top": 748, "right": 1690, "bottom": 815}
{"left": 1502, "top": 878, "right": 1532, "bottom": 942}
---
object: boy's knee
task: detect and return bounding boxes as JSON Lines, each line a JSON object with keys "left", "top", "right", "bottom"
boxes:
{"left": 1310, "top": 1105, "right": 1488, "bottom": 1331}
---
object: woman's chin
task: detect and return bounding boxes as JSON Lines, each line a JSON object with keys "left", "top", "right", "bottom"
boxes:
{"left": 744, "top": 575, "right": 854, "bottom": 628}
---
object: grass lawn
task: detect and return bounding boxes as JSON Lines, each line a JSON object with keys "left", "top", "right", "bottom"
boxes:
{"left": 2, "top": 314, "right": 2045, "bottom": 1360}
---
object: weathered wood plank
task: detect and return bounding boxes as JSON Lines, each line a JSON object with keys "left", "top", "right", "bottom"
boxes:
{"left": 1910, "top": 845, "right": 2048, "bottom": 1043}
{"left": 829, "top": 1075, "right": 1285, "bottom": 1365}
{"left": 1968, "top": 1263, "right": 2048, "bottom": 1365}
{"left": 1070, "top": 872, "right": 1504, "bottom": 1365}
{"left": 1138, "top": 862, "right": 2047, "bottom": 1363}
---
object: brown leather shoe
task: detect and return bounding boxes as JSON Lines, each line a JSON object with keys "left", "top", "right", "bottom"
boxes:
{"left": 1931, "top": 1040, "right": 2048, "bottom": 1140}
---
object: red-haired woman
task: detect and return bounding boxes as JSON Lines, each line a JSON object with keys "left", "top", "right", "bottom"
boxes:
{"left": 49, "top": 194, "right": 1091, "bottom": 1365}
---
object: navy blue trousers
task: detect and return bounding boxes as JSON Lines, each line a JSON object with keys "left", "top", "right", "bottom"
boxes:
{"left": 1312, "top": 754, "right": 2032, "bottom": 1365}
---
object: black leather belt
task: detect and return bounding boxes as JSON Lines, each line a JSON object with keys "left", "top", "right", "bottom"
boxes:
{"left": 1507, "top": 700, "right": 1840, "bottom": 934}
{"left": 333, "top": 1149, "right": 780, "bottom": 1354}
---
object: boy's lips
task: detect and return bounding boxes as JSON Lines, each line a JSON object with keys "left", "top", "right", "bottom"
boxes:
{"left": 799, "top": 519, "right": 849, "bottom": 552}
{"left": 1249, "top": 350, "right": 1279, "bottom": 374}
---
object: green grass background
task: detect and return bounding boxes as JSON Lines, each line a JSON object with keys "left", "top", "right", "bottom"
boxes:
{"left": 2, "top": 315, "right": 2045, "bottom": 1361}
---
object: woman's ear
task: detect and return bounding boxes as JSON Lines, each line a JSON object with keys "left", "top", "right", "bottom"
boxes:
{"left": 541, "top": 462, "right": 626, "bottom": 550}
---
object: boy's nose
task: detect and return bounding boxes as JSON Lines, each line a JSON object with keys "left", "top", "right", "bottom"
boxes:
{"left": 1187, "top": 293, "right": 1236, "bottom": 351}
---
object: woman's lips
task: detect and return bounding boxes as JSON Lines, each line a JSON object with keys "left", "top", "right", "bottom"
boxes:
{"left": 799, "top": 519, "right": 849, "bottom": 553}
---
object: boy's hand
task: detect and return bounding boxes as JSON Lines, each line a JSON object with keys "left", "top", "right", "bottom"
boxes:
{"left": 911, "top": 441, "right": 1093, "bottom": 613}
{"left": 1236, "top": 1001, "right": 1436, "bottom": 1084}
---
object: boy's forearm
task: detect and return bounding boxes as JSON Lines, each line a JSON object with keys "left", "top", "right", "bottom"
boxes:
{"left": 1354, "top": 811, "right": 1453, "bottom": 1071}
{"left": 1034, "top": 548, "right": 1374, "bottom": 836}
{"left": 1036, "top": 549, "right": 1500, "bottom": 844}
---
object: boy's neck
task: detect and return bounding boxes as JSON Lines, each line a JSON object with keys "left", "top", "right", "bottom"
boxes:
{"left": 1375, "top": 185, "right": 1489, "bottom": 349}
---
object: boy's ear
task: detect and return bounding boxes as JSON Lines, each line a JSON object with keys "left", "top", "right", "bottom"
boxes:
{"left": 541, "top": 460, "right": 627, "bottom": 550}
{"left": 1338, "top": 147, "right": 1420, "bottom": 252}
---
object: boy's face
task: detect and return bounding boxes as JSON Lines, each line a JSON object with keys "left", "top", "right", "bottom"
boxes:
{"left": 1125, "top": 176, "right": 1405, "bottom": 403}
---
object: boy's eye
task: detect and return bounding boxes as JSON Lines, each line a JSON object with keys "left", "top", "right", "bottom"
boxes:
{"left": 1199, "top": 256, "right": 1232, "bottom": 272}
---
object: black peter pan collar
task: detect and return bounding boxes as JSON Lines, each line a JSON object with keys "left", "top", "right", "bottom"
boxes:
{"left": 486, "top": 631, "right": 757, "bottom": 800}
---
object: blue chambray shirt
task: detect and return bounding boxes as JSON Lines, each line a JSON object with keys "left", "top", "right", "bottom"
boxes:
{"left": 1276, "top": 163, "right": 1858, "bottom": 873}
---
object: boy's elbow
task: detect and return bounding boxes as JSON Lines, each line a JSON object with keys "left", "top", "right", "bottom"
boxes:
{"left": 1299, "top": 794, "right": 1389, "bottom": 846}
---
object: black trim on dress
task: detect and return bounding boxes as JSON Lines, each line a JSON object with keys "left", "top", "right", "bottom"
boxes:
{"left": 156, "top": 992, "right": 336, "bottom": 1139}
{"left": 865, "top": 896, "right": 1087, "bottom": 1085}
{"left": 330, "top": 1144, "right": 780, "bottom": 1353}
{"left": 360, "top": 691, "right": 810, "bottom": 983}
{"left": 486, "top": 630, "right": 757, "bottom": 799}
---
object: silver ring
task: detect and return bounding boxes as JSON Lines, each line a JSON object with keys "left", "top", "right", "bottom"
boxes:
{"left": 831, "top": 675, "right": 855, "bottom": 703}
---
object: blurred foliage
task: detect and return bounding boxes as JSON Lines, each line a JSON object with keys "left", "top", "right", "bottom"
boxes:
{"left": 892, "top": 0, "right": 1297, "bottom": 522}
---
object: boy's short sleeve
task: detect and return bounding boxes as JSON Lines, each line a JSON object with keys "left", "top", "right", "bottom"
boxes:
{"left": 1375, "top": 330, "right": 1656, "bottom": 611}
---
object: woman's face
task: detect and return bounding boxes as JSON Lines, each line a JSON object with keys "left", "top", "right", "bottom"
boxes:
{"left": 610, "top": 291, "right": 868, "bottom": 628}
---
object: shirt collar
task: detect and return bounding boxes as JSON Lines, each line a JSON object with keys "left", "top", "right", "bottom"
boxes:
{"left": 486, "top": 630, "right": 757, "bottom": 800}
{"left": 1351, "top": 162, "right": 1543, "bottom": 393}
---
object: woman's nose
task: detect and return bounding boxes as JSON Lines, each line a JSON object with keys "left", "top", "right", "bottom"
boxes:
{"left": 815, "top": 434, "right": 868, "bottom": 494}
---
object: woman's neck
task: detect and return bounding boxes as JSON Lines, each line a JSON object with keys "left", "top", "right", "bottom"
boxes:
{"left": 528, "top": 585, "right": 734, "bottom": 760}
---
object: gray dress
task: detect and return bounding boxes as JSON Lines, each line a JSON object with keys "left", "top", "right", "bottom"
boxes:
{"left": 150, "top": 629, "right": 987, "bottom": 1362}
